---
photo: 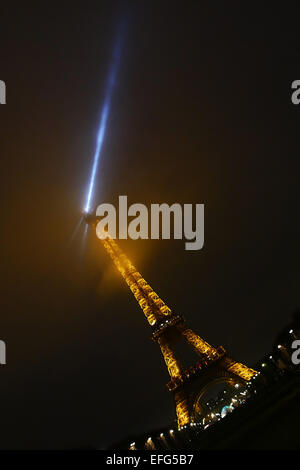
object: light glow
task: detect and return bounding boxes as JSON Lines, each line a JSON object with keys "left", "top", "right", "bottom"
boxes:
{"left": 84, "top": 33, "right": 123, "bottom": 213}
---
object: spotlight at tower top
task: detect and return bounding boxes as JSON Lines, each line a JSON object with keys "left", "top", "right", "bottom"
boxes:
{"left": 83, "top": 27, "right": 124, "bottom": 214}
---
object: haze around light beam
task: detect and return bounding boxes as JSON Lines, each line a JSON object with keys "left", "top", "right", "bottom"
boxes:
{"left": 84, "top": 29, "right": 124, "bottom": 214}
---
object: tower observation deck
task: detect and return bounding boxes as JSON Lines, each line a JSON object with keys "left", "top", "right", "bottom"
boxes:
{"left": 84, "top": 213, "right": 257, "bottom": 428}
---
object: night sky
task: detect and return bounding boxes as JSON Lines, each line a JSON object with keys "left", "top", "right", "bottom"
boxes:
{"left": 1, "top": 2, "right": 300, "bottom": 449}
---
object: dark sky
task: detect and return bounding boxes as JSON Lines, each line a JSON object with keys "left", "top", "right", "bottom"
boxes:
{"left": 1, "top": 2, "right": 300, "bottom": 449}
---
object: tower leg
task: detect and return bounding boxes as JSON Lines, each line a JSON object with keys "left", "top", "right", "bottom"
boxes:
{"left": 175, "top": 390, "right": 190, "bottom": 428}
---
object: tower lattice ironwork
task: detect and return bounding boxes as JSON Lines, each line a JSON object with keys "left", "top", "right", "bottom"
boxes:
{"left": 86, "top": 214, "right": 257, "bottom": 428}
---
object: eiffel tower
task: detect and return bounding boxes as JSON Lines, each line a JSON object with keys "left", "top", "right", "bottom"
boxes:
{"left": 85, "top": 214, "right": 257, "bottom": 429}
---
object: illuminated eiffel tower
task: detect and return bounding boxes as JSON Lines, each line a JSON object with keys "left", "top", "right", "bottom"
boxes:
{"left": 85, "top": 214, "right": 257, "bottom": 429}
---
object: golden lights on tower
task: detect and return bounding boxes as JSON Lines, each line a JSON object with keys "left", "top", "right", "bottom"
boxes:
{"left": 88, "top": 221, "right": 257, "bottom": 429}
